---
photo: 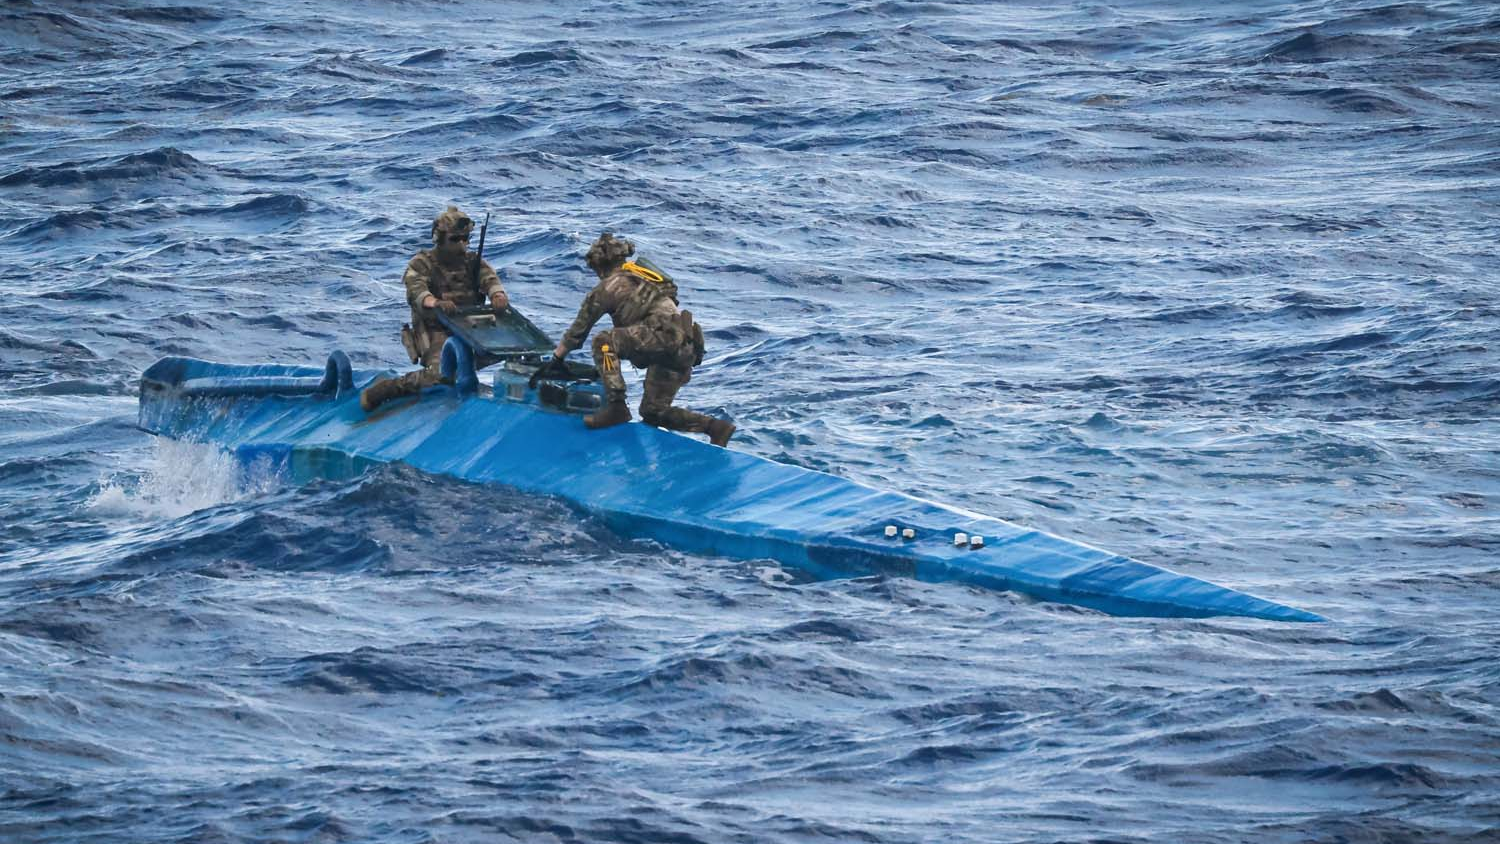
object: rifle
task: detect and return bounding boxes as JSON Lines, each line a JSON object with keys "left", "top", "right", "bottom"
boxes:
{"left": 469, "top": 212, "right": 490, "bottom": 302}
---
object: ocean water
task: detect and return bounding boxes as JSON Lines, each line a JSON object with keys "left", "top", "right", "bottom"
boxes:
{"left": 2, "top": 1, "right": 1498, "bottom": 841}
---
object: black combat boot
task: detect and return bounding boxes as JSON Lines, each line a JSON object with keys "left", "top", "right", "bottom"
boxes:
{"left": 359, "top": 378, "right": 405, "bottom": 413}
{"left": 707, "top": 418, "right": 736, "bottom": 447}
{"left": 584, "top": 399, "right": 632, "bottom": 430}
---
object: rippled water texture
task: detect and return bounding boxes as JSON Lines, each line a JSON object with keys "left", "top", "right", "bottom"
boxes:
{"left": 2, "top": 1, "right": 1498, "bottom": 841}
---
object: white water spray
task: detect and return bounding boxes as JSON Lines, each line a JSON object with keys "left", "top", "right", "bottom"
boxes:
{"left": 89, "top": 438, "right": 280, "bottom": 520}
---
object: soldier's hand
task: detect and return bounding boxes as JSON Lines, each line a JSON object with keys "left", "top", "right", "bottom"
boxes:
{"left": 490, "top": 291, "right": 509, "bottom": 313}
{"left": 435, "top": 298, "right": 459, "bottom": 315}
{"left": 529, "top": 355, "right": 569, "bottom": 389}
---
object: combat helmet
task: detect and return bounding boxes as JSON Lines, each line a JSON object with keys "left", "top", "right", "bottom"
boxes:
{"left": 431, "top": 205, "right": 474, "bottom": 243}
{"left": 586, "top": 231, "right": 635, "bottom": 274}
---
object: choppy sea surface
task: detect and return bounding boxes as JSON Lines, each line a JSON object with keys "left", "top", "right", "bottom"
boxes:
{"left": 2, "top": 1, "right": 1498, "bottom": 841}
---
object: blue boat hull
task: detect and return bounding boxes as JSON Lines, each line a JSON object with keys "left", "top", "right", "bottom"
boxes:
{"left": 137, "top": 354, "right": 1324, "bottom": 623}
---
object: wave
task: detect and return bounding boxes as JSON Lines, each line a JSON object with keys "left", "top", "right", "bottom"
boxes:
{"left": 0, "top": 9, "right": 119, "bottom": 54}
{"left": 490, "top": 47, "right": 593, "bottom": 68}
{"left": 278, "top": 647, "right": 453, "bottom": 695}
{"left": 491, "top": 228, "right": 577, "bottom": 263}
{"left": 147, "top": 76, "right": 261, "bottom": 104}
{"left": 0, "top": 330, "right": 101, "bottom": 360}
{"left": 610, "top": 648, "right": 881, "bottom": 698}
{"left": 8, "top": 379, "right": 120, "bottom": 397}
{"left": 1288, "top": 85, "right": 1415, "bottom": 115}
{"left": 108, "top": 507, "right": 391, "bottom": 576}
{"left": 4, "top": 209, "right": 109, "bottom": 240}
{"left": 0, "top": 453, "right": 93, "bottom": 485}
{"left": 1436, "top": 40, "right": 1500, "bottom": 57}
{"left": 1267, "top": 301, "right": 1368, "bottom": 320}
{"left": 215, "top": 193, "right": 311, "bottom": 216}
{"left": 113, "top": 5, "right": 228, "bottom": 25}
{"left": 390, "top": 111, "right": 528, "bottom": 141}
{"left": 1260, "top": 31, "right": 1404, "bottom": 63}
{"left": 1248, "top": 371, "right": 1500, "bottom": 412}
{"left": 0, "top": 83, "right": 66, "bottom": 101}
{"left": 1128, "top": 742, "right": 1453, "bottom": 790}
{"left": 752, "top": 29, "right": 866, "bottom": 51}
{"left": 765, "top": 619, "right": 870, "bottom": 642}
{"left": 398, "top": 47, "right": 447, "bottom": 66}
{"left": 298, "top": 55, "right": 431, "bottom": 83}
{"left": 1242, "top": 330, "right": 1397, "bottom": 362}
{"left": 0, "top": 147, "right": 208, "bottom": 189}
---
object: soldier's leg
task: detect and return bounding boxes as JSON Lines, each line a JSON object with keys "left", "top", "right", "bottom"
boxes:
{"left": 639, "top": 365, "right": 734, "bottom": 446}
{"left": 391, "top": 362, "right": 442, "bottom": 392}
{"left": 361, "top": 330, "right": 448, "bottom": 412}
{"left": 590, "top": 331, "right": 628, "bottom": 401}
{"left": 638, "top": 365, "right": 706, "bottom": 432}
{"left": 584, "top": 330, "right": 632, "bottom": 429}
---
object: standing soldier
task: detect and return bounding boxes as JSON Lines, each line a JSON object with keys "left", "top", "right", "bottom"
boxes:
{"left": 360, "top": 206, "right": 509, "bottom": 412}
{"left": 546, "top": 232, "right": 734, "bottom": 447}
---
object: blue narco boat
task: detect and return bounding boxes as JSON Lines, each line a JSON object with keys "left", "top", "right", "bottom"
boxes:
{"left": 137, "top": 307, "right": 1324, "bottom": 623}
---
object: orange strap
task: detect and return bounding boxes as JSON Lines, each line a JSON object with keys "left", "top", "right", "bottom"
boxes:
{"left": 621, "top": 261, "right": 665, "bottom": 283}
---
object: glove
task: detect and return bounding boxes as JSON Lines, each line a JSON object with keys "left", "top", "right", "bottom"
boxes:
{"left": 490, "top": 291, "right": 509, "bottom": 313}
{"left": 528, "top": 355, "right": 569, "bottom": 389}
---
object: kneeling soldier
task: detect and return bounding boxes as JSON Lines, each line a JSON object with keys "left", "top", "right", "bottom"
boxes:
{"left": 549, "top": 232, "right": 734, "bottom": 447}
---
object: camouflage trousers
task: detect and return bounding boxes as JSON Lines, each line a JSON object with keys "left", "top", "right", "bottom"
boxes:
{"left": 386, "top": 328, "right": 452, "bottom": 397}
{"left": 592, "top": 317, "right": 714, "bottom": 434}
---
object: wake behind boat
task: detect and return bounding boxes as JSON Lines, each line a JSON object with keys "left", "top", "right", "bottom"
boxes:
{"left": 136, "top": 306, "right": 1324, "bottom": 623}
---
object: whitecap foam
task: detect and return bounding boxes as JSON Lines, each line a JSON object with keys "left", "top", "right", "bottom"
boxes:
{"left": 756, "top": 564, "right": 795, "bottom": 588}
{"left": 89, "top": 438, "right": 280, "bottom": 520}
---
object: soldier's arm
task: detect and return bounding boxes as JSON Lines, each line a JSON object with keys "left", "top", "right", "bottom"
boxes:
{"left": 403, "top": 255, "right": 436, "bottom": 309}
{"left": 556, "top": 284, "right": 609, "bottom": 356}
{"left": 477, "top": 259, "right": 504, "bottom": 299}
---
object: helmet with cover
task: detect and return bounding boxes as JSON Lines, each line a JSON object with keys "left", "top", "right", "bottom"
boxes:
{"left": 586, "top": 232, "right": 635, "bottom": 275}
{"left": 431, "top": 205, "right": 474, "bottom": 244}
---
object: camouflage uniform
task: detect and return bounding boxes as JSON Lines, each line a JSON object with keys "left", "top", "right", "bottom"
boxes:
{"left": 392, "top": 247, "right": 503, "bottom": 394}
{"left": 361, "top": 207, "right": 505, "bottom": 411}
{"left": 557, "top": 266, "right": 714, "bottom": 433}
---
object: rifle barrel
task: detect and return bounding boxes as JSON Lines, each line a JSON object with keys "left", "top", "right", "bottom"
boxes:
{"left": 470, "top": 212, "right": 490, "bottom": 298}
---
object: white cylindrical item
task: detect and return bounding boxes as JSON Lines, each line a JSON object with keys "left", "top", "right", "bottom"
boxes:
{"left": 902, "top": 528, "right": 915, "bottom": 540}
{"left": 884, "top": 525, "right": 898, "bottom": 537}
{"left": 969, "top": 535, "right": 984, "bottom": 549}
{"left": 953, "top": 532, "right": 968, "bottom": 546}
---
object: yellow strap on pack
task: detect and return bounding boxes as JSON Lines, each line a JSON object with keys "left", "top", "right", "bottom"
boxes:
{"left": 621, "top": 261, "right": 665, "bottom": 283}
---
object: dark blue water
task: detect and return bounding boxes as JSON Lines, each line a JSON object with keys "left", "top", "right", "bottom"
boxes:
{"left": 3, "top": 1, "right": 1499, "bottom": 841}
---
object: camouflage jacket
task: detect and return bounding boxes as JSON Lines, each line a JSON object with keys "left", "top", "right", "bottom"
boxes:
{"left": 403, "top": 248, "right": 503, "bottom": 329}
{"left": 558, "top": 266, "right": 680, "bottom": 355}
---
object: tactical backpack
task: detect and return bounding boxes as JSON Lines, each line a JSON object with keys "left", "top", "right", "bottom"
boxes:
{"left": 623, "top": 256, "right": 704, "bottom": 366}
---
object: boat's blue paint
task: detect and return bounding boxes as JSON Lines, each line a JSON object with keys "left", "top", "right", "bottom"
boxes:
{"left": 137, "top": 354, "right": 1325, "bottom": 623}
{"left": 438, "top": 338, "right": 480, "bottom": 397}
{"left": 176, "top": 351, "right": 354, "bottom": 399}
